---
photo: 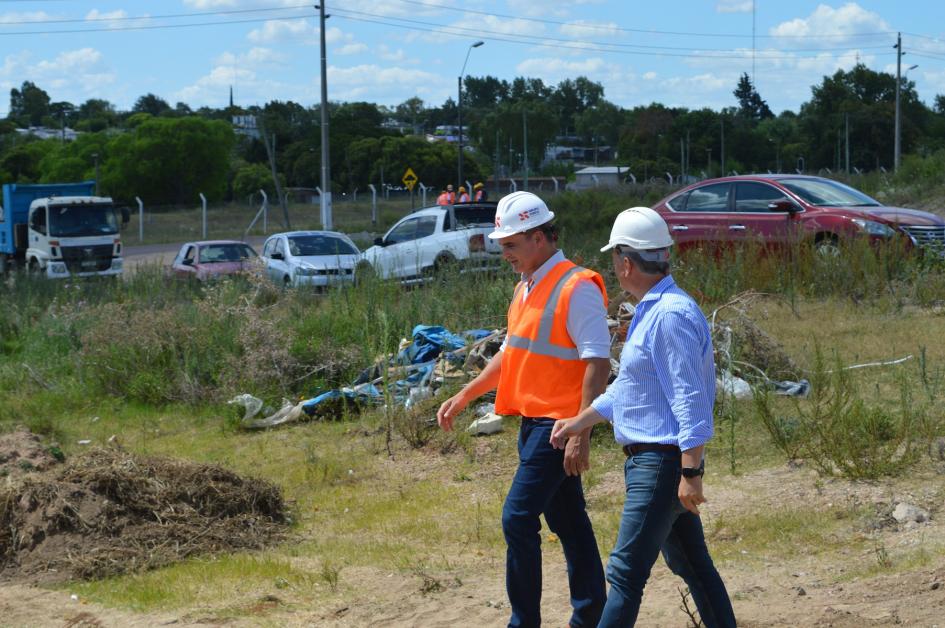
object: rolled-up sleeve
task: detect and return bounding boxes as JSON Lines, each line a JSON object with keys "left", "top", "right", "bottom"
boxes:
{"left": 651, "top": 310, "right": 714, "bottom": 450}
{"left": 566, "top": 279, "right": 611, "bottom": 359}
{"left": 590, "top": 384, "right": 616, "bottom": 423}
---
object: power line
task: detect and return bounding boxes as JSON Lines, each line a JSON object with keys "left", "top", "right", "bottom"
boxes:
{"left": 332, "top": 9, "right": 896, "bottom": 61}
{"left": 0, "top": 4, "right": 313, "bottom": 27}
{"left": 389, "top": 0, "right": 896, "bottom": 40}
{"left": 0, "top": 12, "right": 313, "bottom": 36}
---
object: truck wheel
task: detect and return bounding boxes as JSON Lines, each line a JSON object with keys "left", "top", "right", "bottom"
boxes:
{"left": 0, "top": 255, "right": 6, "bottom": 275}
{"left": 429, "top": 253, "right": 456, "bottom": 278}
{"left": 27, "top": 258, "right": 43, "bottom": 278}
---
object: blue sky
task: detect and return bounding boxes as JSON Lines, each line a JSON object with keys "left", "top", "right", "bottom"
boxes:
{"left": 2, "top": 1, "right": 945, "bottom": 116}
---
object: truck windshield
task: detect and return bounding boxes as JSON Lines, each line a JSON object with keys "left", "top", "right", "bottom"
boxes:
{"left": 48, "top": 204, "right": 119, "bottom": 237}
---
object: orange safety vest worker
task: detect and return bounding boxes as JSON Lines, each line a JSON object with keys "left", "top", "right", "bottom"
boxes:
{"left": 494, "top": 259, "right": 608, "bottom": 419}
{"left": 474, "top": 189, "right": 484, "bottom": 201}
{"left": 437, "top": 192, "right": 450, "bottom": 205}
{"left": 458, "top": 192, "right": 470, "bottom": 203}
{"left": 447, "top": 191, "right": 456, "bottom": 204}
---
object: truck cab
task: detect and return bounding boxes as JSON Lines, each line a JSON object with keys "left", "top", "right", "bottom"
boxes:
{"left": 0, "top": 182, "right": 129, "bottom": 278}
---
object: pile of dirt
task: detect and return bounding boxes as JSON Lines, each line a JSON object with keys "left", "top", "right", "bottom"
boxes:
{"left": 0, "top": 446, "right": 288, "bottom": 582}
{"left": 0, "top": 428, "right": 62, "bottom": 479}
{"left": 721, "top": 312, "right": 800, "bottom": 380}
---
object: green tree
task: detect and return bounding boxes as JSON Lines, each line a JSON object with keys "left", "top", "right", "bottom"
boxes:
{"left": 101, "top": 116, "right": 234, "bottom": 204}
{"left": 132, "top": 93, "right": 171, "bottom": 117}
{"left": 9, "top": 81, "right": 51, "bottom": 127}
{"left": 734, "top": 73, "right": 773, "bottom": 122}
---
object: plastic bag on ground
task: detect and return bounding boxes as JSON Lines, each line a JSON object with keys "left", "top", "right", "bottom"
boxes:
{"left": 227, "top": 394, "right": 264, "bottom": 420}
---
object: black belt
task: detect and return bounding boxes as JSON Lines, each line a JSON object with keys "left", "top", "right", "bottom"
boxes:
{"left": 622, "top": 443, "right": 680, "bottom": 457}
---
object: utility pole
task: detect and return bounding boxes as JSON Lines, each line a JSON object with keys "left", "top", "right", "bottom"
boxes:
{"left": 679, "top": 138, "right": 684, "bottom": 182}
{"left": 720, "top": 117, "right": 725, "bottom": 176}
{"left": 457, "top": 41, "right": 484, "bottom": 193}
{"left": 317, "top": 2, "right": 332, "bottom": 229}
{"left": 894, "top": 32, "right": 902, "bottom": 172}
{"left": 845, "top": 113, "right": 850, "bottom": 175}
{"left": 494, "top": 129, "right": 499, "bottom": 194}
{"left": 522, "top": 108, "right": 529, "bottom": 191}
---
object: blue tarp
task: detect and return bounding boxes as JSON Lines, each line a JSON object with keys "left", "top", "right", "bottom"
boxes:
{"left": 302, "top": 325, "right": 488, "bottom": 416}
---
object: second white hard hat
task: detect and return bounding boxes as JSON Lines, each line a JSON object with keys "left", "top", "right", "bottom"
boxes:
{"left": 600, "top": 206, "right": 674, "bottom": 252}
{"left": 488, "top": 191, "right": 555, "bottom": 239}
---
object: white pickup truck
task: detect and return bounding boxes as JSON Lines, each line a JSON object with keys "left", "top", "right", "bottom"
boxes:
{"left": 359, "top": 203, "right": 502, "bottom": 281}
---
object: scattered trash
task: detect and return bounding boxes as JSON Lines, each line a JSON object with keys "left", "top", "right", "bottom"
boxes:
{"left": 77, "top": 440, "right": 91, "bottom": 445}
{"left": 227, "top": 394, "right": 264, "bottom": 420}
{"left": 467, "top": 403, "right": 504, "bottom": 435}
{"left": 717, "top": 371, "right": 752, "bottom": 399}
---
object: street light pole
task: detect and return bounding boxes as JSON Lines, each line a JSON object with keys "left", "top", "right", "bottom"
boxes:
{"left": 458, "top": 41, "right": 484, "bottom": 193}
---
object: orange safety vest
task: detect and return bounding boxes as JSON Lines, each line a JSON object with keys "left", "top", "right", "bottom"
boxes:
{"left": 437, "top": 193, "right": 450, "bottom": 205}
{"left": 474, "top": 190, "right": 484, "bottom": 201}
{"left": 447, "top": 191, "right": 456, "bottom": 203}
{"left": 458, "top": 193, "right": 470, "bottom": 203}
{"left": 495, "top": 260, "right": 608, "bottom": 419}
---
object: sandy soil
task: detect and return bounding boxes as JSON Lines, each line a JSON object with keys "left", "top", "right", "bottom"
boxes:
{"left": 1, "top": 458, "right": 942, "bottom": 627}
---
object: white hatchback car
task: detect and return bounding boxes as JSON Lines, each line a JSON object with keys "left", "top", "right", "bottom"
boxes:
{"left": 260, "top": 231, "right": 360, "bottom": 289}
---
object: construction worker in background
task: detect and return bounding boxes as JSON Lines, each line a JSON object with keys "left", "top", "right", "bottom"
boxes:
{"left": 436, "top": 188, "right": 450, "bottom": 205}
{"left": 474, "top": 181, "right": 487, "bottom": 202}
{"left": 437, "top": 191, "right": 610, "bottom": 628}
{"left": 446, "top": 183, "right": 456, "bottom": 204}
{"left": 457, "top": 186, "right": 470, "bottom": 203}
{"left": 550, "top": 207, "right": 736, "bottom": 627}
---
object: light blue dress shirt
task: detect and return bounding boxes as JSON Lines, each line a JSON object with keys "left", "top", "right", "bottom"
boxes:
{"left": 590, "top": 275, "right": 715, "bottom": 451}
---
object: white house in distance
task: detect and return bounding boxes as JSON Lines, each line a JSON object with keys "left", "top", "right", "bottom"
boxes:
{"left": 569, "top": 166, "right": 630, "bottom": 190}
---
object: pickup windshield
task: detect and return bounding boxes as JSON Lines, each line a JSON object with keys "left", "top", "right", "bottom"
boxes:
{"left": 778, "top": 179, "right": 881, "bottom": 207}
{"left": 48, "top": 204, "right": 119, "bottom": 237}
{"left": 288, "top": 235, "right": 358, "bottom": 256}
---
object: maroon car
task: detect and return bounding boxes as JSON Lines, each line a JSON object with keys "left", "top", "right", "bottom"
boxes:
{"left": 170, "top": 240, "right": 258, "bottom": 281}
{"left": 652, "top": 175, "right": 945, "bottom": 255}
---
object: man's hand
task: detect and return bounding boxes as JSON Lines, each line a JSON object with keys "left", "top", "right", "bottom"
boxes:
{"left": 678, "top": 476, "right": 706, "bottom": 515}
{"left": 436, "top": 393, "right": 468, "bottom": 431}
{"left": 563, "top": 429, "right": 591, "bottom": 476}
{"left": 550, "top": 418, "right": 579, "bottom": 449}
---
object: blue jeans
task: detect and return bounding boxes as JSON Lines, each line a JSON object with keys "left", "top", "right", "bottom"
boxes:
{"left": 598, "top": 450, "right": 736, "bottom": 628}
{"left": 502, "top": 418, "right": 606, "bottom": 628}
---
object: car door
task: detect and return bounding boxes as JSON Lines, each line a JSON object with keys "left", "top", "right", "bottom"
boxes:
{"left": 176, "top": 244, "right": 197, "bottom": 277}
{"left": 412, "top": 215, "right": 440, "bottom": 272}
{"left": 732, "top": 181, "right": 803, "bottom": 251}
{"left": 662, "top": 182, "right": 733, "bottom": 251}
{"left": 376, "top": 217, "right": 421, "bottom": 278}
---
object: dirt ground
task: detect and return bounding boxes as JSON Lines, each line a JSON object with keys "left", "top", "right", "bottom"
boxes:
{"left": 0, "top": 456, "right": 942, "bottom": 627}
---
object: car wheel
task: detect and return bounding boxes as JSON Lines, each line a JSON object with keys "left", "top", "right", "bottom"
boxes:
{"left": 814, "top": 235, "right": 841, "bottom": 258}
{"left": 283, "top": 275, "right": 292, "bottom": 288}
{"left": 27, "top": 258, "right": 43, "bottom": 279}
{"left": 427, "top": 253, "right": 456, "bottom": 279}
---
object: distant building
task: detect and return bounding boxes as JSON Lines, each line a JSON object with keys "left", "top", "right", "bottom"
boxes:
{"left": 569, "top": 166, "right": 630, "bottom": 190}
{"left": 544, "top": 144, "right": 613, "bottom": 165}
{"left": 16, "top": 126, "right": 79, "bottom": 141}
{"left": 232, "top": 115, "right": 260, "bottom": 139}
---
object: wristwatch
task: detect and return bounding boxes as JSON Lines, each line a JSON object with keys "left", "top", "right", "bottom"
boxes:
{"left": 681, "top": 464, "right": 705, "bottom": 479}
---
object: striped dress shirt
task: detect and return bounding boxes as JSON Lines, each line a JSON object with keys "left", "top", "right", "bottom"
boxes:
{"left": 590, "top": 275, "right": 715, "bottom": 451}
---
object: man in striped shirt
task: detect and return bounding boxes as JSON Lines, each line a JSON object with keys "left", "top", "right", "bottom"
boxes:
{"left": 551, "top": 207, "right": 736, "bottom": 628}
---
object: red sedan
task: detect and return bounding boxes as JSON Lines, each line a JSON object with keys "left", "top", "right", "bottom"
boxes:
{"left": 170, "top": 240, "right": 258, "bottom": 281}
{"left": 652, "top": 175, "right": 945, "bottom": 255}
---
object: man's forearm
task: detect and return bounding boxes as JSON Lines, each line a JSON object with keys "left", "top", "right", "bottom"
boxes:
{"left": 580, "top": 358, "right": 611, "bottom": 411}
{"left": 681, "top": 445, "right": 705, "bottom": 468}
{"left": 456, "top": 352, "right": 503, "bottom": 403}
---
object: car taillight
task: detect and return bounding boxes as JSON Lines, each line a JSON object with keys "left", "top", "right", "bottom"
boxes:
{"left": 468, "top": 234, "right": 485, "bottom": 252}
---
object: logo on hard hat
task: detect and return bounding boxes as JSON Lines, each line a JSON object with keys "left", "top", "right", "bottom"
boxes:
{"left": 518, "top": 207, "right": 541, "bottom": 222}
{"left": 495, "top": 216, "right": 501, "bottom": 227}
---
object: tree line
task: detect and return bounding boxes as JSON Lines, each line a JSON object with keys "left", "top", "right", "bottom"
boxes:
{"left": 1, "top": 64, "right": 942, "bottom": 206}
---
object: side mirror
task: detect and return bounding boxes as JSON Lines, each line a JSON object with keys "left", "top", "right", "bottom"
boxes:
{"left": 768, "top": 200, "right": 799, "bottom": 213}
{"left": 270, "top": 252, "right": 284, "bottom": 260}
{"left": 374, "top": 237, "right": 385, "bottom": 247}
{"left": 182, "top": 258, "right": 194, "bottom": 266}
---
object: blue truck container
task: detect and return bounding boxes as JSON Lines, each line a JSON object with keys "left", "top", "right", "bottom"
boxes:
{"left": 0, "top": 181, "right": 96, "bottom": 256}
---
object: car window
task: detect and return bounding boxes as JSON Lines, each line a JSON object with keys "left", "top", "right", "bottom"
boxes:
{"left": 386, "top": 218, "right": 419, "bottom": 244}
{"left": 778, "top": 178, "right": 880, "bottom": 207}
{"left": 199, "top": 243, "right": 257, "bottom": 262}
{"left": 263, "top": 239, "right": 277, "bottom": 257}
{"left": 453, "top": 206, "right": 496, "bottom": 227}
{"left": 443, "top": 211, "right": 454, "bottom": 232}
{"left": 288, "top": 235, "right": 358, "bottom": 256}
{"left": 415, "top": 216, "right": 438, "bottom": 239}
{"left": 735, "top": 182, "right": 792, "bottom": 212}
{"left": 184, "top": 246, "right": 196, "bottom": 262}
{"left": 29, "top": 208, "right": 47, "bottom": 235}
{"left": 681, "top": 183, "right": 731, "bottom": 212}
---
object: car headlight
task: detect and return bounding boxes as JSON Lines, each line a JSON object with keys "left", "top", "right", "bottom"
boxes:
{"left": 294, "top": 266, "right": 318, "bottom": 276}
{"left": 111, "top": 259, "right": 123, "bottom": 270}
{"left": 852, "top": 218, "right": 896, "bottom": 238}
{"left": 50, "top": 262, "right": 67, "bottom": 274}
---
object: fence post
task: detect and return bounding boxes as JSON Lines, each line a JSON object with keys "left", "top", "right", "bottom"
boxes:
{"left": 591, "top": 174, "right": 600, "bottom": 187}
{"left": 627, "top": 172, "right": 637, "bottom": 185}
{"left": 509, "top": 179, "right": 517, "bottom": 192}
{"left": 136, "top": 196, "right": 144, "bottom": 242}
{"left": 199, "top": 193, "right": 207, "bottom": 239}
{"left": 550, "top": 177, "right": 559, "bottom": 194}
{"left": 418, "top": 182, "right": 428, "bottom": 207}
{"left": 368, "top": 184, "right": 377, "bottom": 226}
{"left": 665, "top": 172, "right": 674, "bottom": 184}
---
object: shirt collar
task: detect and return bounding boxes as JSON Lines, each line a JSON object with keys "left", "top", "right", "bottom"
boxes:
{"left": 522, "top": 249, "right": 565, "bottom": 285}
{"left": 637, "top": 274, "right": 676, "bottom": 304}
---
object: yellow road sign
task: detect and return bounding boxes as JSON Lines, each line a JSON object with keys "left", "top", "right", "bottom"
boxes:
{"left": 402, "top": 167, "right": 418, "bottom": 191}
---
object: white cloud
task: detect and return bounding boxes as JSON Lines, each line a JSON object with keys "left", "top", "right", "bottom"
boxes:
{"left": 559, "top": 20, "right": 621, "bottom": 39}
{"left": 0, "top": 48, "right": 116, "bottom": 104}
{"left": 769, "top": 3, "right": 891, "bottom": 45}
{"left": 336, "top": 43, "right": 368, "bottom": 55}
{"left": 327, "top": 64, "right": 447, "bottom": 103}
{"left": 0, "top": 11, "right": 56, "bottom": 24}
{"left": 516, "top": 57, "right": 609, "bottom": 76}
{"left": 643, "top": 71, "right": 658, "bottom": 80}
{"left": 716, "top": 1, "right": 754, "bottom": 14}
{"left": 508, "top": 0, "right": 603, "bottom": 18}
{"left": 247, "top": 18, "right": 315, "bottom": 44}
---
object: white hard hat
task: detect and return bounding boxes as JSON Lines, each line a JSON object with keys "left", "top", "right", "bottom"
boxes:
{"left": 488, "top": 191, "right": 555, "bottom": 239}
{"left": 600, "top": 206, "right": 674, "bottom": 252}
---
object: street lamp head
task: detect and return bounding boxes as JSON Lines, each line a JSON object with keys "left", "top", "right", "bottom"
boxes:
{"left": 908, "top": 64, "right": 919, "bottom": 71}
{"left": 472, "top": 41, "right": 484, "bottom": 48}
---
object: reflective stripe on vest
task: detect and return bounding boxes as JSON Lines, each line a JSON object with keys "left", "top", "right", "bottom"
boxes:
{"left": 505, "top": 265, "right": 584, "bottom": 361}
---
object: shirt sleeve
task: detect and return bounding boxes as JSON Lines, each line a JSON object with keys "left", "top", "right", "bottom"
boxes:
{"left": 651, "top": 309, "right": 715, "bottom": 451}
{"left": 566, "top": 279, "right": 611, "bottom": 360}
{"left": 590, "top": 383, "right": 616, "bottom": 423}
